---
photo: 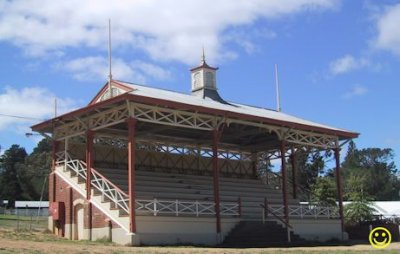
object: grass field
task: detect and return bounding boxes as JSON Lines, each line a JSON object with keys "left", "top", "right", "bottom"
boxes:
{"left": 0, "top": 214, "right": 47, "bottom": 231}
{"left": 0, "top": 215, "right": 399, "bottom": 253}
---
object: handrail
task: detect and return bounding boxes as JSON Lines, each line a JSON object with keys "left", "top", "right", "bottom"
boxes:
{"left": 57, "top": 152, "right": 240, "bottom": 217}
{"left": 57, "top": 152, "right": 129, "bottom": 214}
{"left": 90, "top": 167, "right": 129, "bottom": 198}
{"left": 260, "top": 203, "right": 293, "bottom": 229}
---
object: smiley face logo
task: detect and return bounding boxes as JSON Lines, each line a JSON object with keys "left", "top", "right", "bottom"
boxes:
{"left": 369, "top": 227, "right": 392, "bottom": 249}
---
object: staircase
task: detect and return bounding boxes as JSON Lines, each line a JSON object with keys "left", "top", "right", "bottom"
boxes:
{"left": 55, "top": 155, "right": 131, "bottom": 233}
{"left": 222, "top": 221, "right": 304, "bottom": 247}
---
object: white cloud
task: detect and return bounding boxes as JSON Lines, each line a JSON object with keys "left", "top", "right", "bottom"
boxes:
{"left": 374, "top": 3, "right": 400, "bottom": 57}
{"left": 60, "top": 56, "right": 171, "bottom": 83}
{"left": 0, "top": 0, "right": 337, "bottom": 65}
{"left": 132, "top": 61, "right": 172, "bottom": 81}
{"left": 342, "top": 85, "right": 368, "bottom": 99}
{"left": 61, "top": 56, "right": 145, "bottom": 83}
{"left": 329, "top": 55, "right": 370, "bottom": 75}
{"left": 223, "top": 27, "right": 277, "bottom": 54}
{"left": 0, "top": 86, "right": 76, "bottom": 131}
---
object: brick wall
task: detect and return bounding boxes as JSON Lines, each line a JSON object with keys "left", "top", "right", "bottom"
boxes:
{"left": 52, "top": 174, "right": 120, "bottom": 232}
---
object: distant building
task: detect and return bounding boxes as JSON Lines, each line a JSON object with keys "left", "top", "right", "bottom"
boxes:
{"left": 0, "top": 200, "right": 48, "bottom": 216}
{"left": 371, "top": 201, "right": 400, "bottom": 220}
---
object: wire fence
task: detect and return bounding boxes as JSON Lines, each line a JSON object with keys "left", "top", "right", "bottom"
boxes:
{"left": 0, "top": 207, "right": 48, "bottom": 231}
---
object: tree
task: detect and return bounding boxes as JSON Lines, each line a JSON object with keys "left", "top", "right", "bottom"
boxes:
{"left": 311, "top": 177, "right": 337, "bottom": 207}
{"left": 0, "top": 139, "right": 53, "bottom": 205}
{"left": 295, "top": 149, "right": 327, "bottom": 193}
{"left": 341, "top": 141, "right": 399, "bottom": 201}
{"left": 16, "top": 138, "right": 52, "bottom": 200}
{"left": 344, "top": 174, "right": 377, "bottom": 226}
{"left": 0, "top": 145, "right": 27, "bottom": 207}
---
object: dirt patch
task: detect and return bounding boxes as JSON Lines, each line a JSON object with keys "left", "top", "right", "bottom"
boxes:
{"left": 0, "top": 229, "right": 399, "bottom": 254}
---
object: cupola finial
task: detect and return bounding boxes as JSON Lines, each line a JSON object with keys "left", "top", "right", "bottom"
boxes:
{"left": 201, "top": 46, "right": 206, "bottom": 64}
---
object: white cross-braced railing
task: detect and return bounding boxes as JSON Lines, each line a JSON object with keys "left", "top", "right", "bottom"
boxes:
{"left": 91, "top": 168, "right": 129, "bottom": 214}
{"left": 57, "top": 151, "right": 87, "bottom": 180}
{"left": 56, "top": 152, "right": 129, "bottom": 214}
{"left": 57, "top": 152, "right": 240, "bottom": 218}
{"left": 136, "top": 199, "right": 240, "bottom": 217}
{"left": 267, "top": 204, "right": 339, "bottom": 219}
{"left": 55, "top": 151, "right": 72, "bottom": 166}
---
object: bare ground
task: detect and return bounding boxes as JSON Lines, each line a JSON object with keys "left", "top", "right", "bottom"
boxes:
{"left": 0, "top": 229, "right": 399, "bottom": 254}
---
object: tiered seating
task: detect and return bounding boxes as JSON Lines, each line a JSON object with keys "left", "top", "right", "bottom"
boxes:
{"left": 96, "top": 167, "right": 300, "bottom": 219}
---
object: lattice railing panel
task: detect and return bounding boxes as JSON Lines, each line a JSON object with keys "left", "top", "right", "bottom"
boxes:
{"left": 268, "top": 204, "right": 339, "bottom": 219}
{"left": 135, "top": 199, "right": 239, "bottom": 217}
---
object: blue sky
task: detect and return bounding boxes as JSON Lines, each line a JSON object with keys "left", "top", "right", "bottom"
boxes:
{"left": 0, "top": 0, "right": 399, "bottom": 167}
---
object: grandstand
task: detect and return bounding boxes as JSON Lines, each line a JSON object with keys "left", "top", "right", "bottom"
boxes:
{"left": 32, "top": 57, "right": 358, "bottom": 245}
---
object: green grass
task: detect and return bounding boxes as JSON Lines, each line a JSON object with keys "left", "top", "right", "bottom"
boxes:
{"left": 0, "top": 214, "right": 47, "bottom": 231}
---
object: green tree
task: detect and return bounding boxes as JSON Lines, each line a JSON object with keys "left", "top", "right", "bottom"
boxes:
{"left": 344, "top": 174, "right": 377, "bottom": 226}
{"left": 0, "top": 145, "right": 27, "bottom": 207}
{"left": 311, "top": 177, "right": 337, "bottom": 207}
{"left": 296, "top": 149, "right": 327, "bottom": 193}
{"left": 17, "top": 138, "right": 52, "bottom": 200}
{"left": 342, "top": 141, "right": 399, "bottom": 201}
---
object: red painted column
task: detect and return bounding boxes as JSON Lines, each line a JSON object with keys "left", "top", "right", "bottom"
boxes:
{"left": 87, "top": 202, "right": 92, "bottom": 240}
{"left": 86, "top": 131, "right": 94, "bottom": 200}
{"left": 85, "top": 131, "right": 94, "bottom": 240}
{"left": 212, "top": 129, "right": 221, "bottom": 235}
{"left": 51, "top": 140, "right": 60, "bottom": 203}
{"left": 334, "top": 148, "right": 345, "bottom": 236}
{"left": 290, "top": 148, "right": 297, "bottom": 199}
{"left": 127, "top": 118, "right": 137, "bottom": 233}
{"left": 280, "top": 141, "right": 289, "bottom": 223}
{"left": 51, "top": 140, "right": 59, "bottom": 171}
{"left": 68, "top": 187, "right": 73, "bottom": 240}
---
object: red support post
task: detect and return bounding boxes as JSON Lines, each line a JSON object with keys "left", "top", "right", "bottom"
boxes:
{"left": 334, "top": 148, "right": 345, "bottom": 237}
{"left": 68, "top": 187, "right": 73, "bottom": 240}
{"left": 127, "top": 117, "right": 137, "bottom": 233}
{"left": 290, "top": 147, "right": 297, "bottom": 199}
{"left": 212, "top": 129, "right": 221, "bottom": 235}
{"left": 280, "top": 141, "right": 289, "bottom": 224}
{"left": 51, "top": 141, "right": 59, "bottom": 203}
{"left": 51, "top": 140, "right": 59, "bottom": 171}
{"left": 88, "top": 202, "right": 92, "bottom": 240}
{"left": 86, "top": 130, "right": 94, "bottom": 200}
{"left": 85, "top": 131, "right": 94, "bottom": 241}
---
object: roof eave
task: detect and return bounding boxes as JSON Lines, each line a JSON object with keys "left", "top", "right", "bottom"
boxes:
{"left": 31, "top": 92, "right": 359, "bottom": 140}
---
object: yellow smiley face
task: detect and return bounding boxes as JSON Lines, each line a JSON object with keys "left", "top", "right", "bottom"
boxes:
{"left": 369, "top": 227, "right": 392, "bottom": 249}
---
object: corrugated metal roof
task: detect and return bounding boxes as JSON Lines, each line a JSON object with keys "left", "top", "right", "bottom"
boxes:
{"left": 120, "top": 81, "right": 353, "bottom": 134}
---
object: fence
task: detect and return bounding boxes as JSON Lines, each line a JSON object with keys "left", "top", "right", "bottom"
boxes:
{"left": 0, "top": 207, "right": 48, "bottom": 217}
{"left": 0, "top": 208, "right": 48, "bottom": 231}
